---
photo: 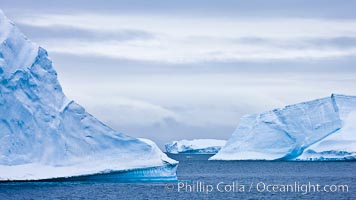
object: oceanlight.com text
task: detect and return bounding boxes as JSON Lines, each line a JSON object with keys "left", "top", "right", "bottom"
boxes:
{"left": 165, "top": 181, "right": 349, "bottom": 195}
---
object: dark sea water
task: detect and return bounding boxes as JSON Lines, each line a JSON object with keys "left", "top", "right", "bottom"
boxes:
{"left": 0, "top": 154, "right": 355, "bottom": 200}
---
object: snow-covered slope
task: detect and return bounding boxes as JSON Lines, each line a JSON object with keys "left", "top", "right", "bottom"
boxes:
{"left": 165, "top": 139, "right": 226, "bottom": 154}
{"left": 210, "top": 94, "right": 356, "bottom": 161}
{"left": 0, "top": 10, "right": 177, "bottom": 181}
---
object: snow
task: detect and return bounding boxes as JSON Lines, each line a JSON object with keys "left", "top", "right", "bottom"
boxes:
{"left": 210, "top": 94, "right": 356, "bottom": 161}
{"left": 139, "top": 138, "right": 178, "bottom": 164}
{"left": 165, "top": 139, "right": 226, "bottom": 154}
{"left": 0, "top": 10, "right": 177, "bottom": 181}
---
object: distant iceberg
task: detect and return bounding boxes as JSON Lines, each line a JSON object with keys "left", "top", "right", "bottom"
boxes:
{"left": 210, "top": 94, "right": 356, "bottom": 161}
{"left": 0, "top": 10, "right": 177, "bottom": 181}
{"left": 165, "top": 139, "right": 226, "bottom": 154}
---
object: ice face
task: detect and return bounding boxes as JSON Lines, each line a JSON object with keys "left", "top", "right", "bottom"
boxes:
{"left": 211, "top": 94, "right": 356, "bottom": 161}
{"left": 296, "top": 95, "right": 356, "bottom": 161}
{"left": 165, "top": 139, "right": 226, "bottom": 154}
{"left": 0, "top": 10, "right": 177, "bottom": 181}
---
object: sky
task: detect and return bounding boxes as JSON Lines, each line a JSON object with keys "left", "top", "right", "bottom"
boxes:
{"left": 1, "top": 0, "right": 356, "bottom": 148}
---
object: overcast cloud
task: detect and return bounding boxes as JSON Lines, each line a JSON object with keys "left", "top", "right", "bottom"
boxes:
{"left": 1, "top": 0, "right": 356, "bottom": 148}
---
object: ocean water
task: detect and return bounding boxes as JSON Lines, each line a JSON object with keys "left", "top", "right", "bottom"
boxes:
{"left": 0, "top": 154, "right": 355, "bottom": 199}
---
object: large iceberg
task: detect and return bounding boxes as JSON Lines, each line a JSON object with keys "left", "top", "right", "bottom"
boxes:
{"left": 210, "top": 94, "right": 356, "bottom": 161}
{"left": 165, "top": 139, "right": 226, "bottom": 154}
{"left": 0, "top": 10, "right": 177, "bottom": 181}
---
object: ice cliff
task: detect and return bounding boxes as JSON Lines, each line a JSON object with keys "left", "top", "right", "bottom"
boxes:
{"left": 211, "top": 94, "right": 356, "bottom": 161}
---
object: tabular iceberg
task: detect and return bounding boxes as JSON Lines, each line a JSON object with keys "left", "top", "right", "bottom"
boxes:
{"left": 210, "top": 94, "right": 356, "bottom": 161}
{"left": 165, "top": 139, "right": 226, "bottom": 154}
{"left": 0, "top": 10, "right": 177, "bottom": 181}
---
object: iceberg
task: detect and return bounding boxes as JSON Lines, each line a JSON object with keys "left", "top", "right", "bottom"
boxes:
{"left": 297, "top": 95, "right": 356, "bottom": 161}
{"left": 165, "top": 139, "right": 226, "bottom": 154}
{"left": 0, "top": 10, "right": 177, "bottom": 181}
{"left": 210, "top": 94, "right": 356, "bottom": 161}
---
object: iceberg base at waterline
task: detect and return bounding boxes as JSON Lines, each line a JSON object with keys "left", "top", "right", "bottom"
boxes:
{"left": 0, "top": 138, "right": 178, "bottom": 182}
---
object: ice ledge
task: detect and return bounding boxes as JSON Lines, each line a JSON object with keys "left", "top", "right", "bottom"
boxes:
{"left": 0, "top": 137, "right": 178, "bottom": 181}
{"left": 0, "top": 163, "right": 178, "bottom": 182}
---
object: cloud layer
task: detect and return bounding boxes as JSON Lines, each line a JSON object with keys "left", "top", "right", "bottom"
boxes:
{"left": 2, "top": 1, "right": 356, "bottom": 147}
{"left": 13, "top": 14, "right": 356, "bottom": 63}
